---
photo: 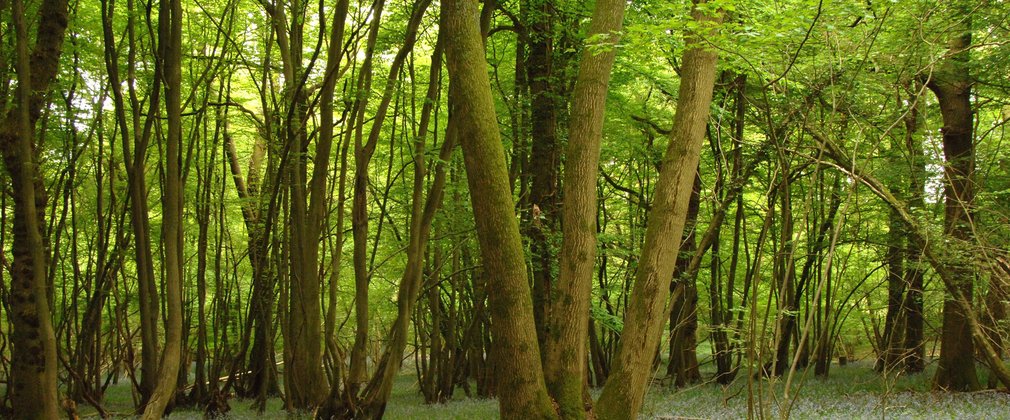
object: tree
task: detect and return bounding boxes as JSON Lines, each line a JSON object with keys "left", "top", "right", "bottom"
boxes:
{"left": 596, "top": 1, "right": 723, "bottom": 417}
{"left": 0, "top": 0, "right": 69, "bottom": 417}
{"left": 98, "top": 0, "right": 163, "bottom": 404}
{"left": 927, "top": 7, "right": 979, "bottom": 392}
{"left": 524, "top": 0, "right": 562, "bottom": 355}
{"left": 545, "top": 0, "right": 627, "bottom": 416}
{"left": 141, "top": 0, "right": 185, "bottom": 415}
{"left": 442, "top": 0, "right": 557, "bottom": 416}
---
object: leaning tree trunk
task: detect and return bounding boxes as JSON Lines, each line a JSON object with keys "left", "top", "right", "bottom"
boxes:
{"left": 596, "top": 2, "right": 722, "bottom": 418}
{"left": 0, "top": 0, "right": 68, "bottom": 417}
{"left": 442, "top": 0, "right": 557, "bottom": 417}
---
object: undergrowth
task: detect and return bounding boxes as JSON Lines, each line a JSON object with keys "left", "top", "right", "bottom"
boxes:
{"left": 78, "top": 360, "right": 1009, "bottom": 419}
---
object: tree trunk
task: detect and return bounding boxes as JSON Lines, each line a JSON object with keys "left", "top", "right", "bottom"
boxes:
{"left": 667, "top": 173, "right": 701, "bottom": 387}
{"left": 524, "top": 0, "right": 562, "bottom": 358}
{"left": 880, "top": 193, "right": 906, "bottom": 371}
{"left": 142, "top": 0, "right": 185, "bottom": 415}
{"left": 927, "top": 22, "right": 979, "bottom": 392}
{"left": 442, "top": 0, "right": 557, "bottom": 417}
{"left": 321, "top": 19, "right": 447, "bottom": 416}
{"left": 545, "top": 0, "right": 626, "bottom": 416}
{"left": 100, "top": 0, "right": 162, "bottom": 405}
{"left": 347, "top": 0, "right": 385, "bottom": 393}
{"left": 0, "top": 0, "right": 68, "bottom": 417}
{"left": 902, "top": 85, "right": 926, "bottom": 374}
{"left": 771, "top": 154, "right": 798, "bottom": 377}
{"left": 595, "top": 3, "right": 722, "bottom": 418}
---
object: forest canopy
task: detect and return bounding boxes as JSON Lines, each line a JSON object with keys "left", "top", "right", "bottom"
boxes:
{"left": 1, "top": 0, "right": 1010, "bottom": 418}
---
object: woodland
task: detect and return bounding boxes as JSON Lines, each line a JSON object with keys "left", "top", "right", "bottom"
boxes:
{"left": 1, "top": 0, "right": 1010, "bottom": 418}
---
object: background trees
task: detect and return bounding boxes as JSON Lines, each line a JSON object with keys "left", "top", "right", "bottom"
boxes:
{"left": 0, "top": 0, "right": 1009, "bottom": 418}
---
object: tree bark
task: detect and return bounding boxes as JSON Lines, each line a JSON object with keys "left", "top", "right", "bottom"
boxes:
{"left": 901, "top": 86, "right": 927, "bottom": 373}
{"left": 544, "top": 0, "right": 626, "bottom": 417}
{"left": 442, "top": 0, "right": 557, "bottom": 417}
{"left": 927, "top": 22, "right": 979, "bottom": 392}
{"left": 0, "top": 0, "right": 68, "bottom": 417}
{"left": 142, "top": 0, "right": 185, "bottom": 415}
{"left": 596, "top": 3, "right": 722, "bottom": 418}
{"left": 667, "top": 173, "right": 701, "bottom": 387}
{"left": 880, "top": 183, "right": 906, "bottom": 371}
{"left": 524, "top": 0, "right": 561, "bottom": 357}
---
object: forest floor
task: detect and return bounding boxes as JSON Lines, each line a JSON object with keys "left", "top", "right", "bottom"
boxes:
{"left": 78, "top": 359, "right": 1010, "bottom": 419}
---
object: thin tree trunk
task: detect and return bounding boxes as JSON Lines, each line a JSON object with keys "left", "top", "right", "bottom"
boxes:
{"left": 348, "top": 0, "right": 387, "bottom": 391}
{"left": 321, "top": 22, "right": 448, "bottom": 417}
{"left": 771, "top": 154, "right": 798, "bottom": 377}
{"left": 142, "top": 0, "right": 185, "bottom": 415}
{"left": 101, "top": 0, "right": 163, "bottom": 404}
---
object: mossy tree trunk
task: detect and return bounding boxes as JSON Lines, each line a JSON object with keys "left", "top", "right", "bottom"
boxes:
{"left": 443, "top": 0, "right": 557, "bottom": 417}
{"left": 595, "top": 2, "right": 722, "bottom": 417}
{"left": 0, "top": 0, "right": 68, "bottom": 417}
{"left": 544, "top": 0, "right": 627, "bottom": 417}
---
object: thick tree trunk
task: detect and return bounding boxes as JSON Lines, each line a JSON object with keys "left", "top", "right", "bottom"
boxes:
{"left": 544, "top": 0, "right": 626, "bottom": 416}
{"left": 595, "top": 3, "right": 722, "bottom": 418}
{"left": 928, "top": 25, "right": 979, "bottom": 392}
{"left": 524, "top": 0, "right": 562, "bottom": 356}
{"left": 442, "top": 0, "right": 557, "bottom": 417}
{"left": 0, "top": 0, "right": 68, "bottom": 417}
